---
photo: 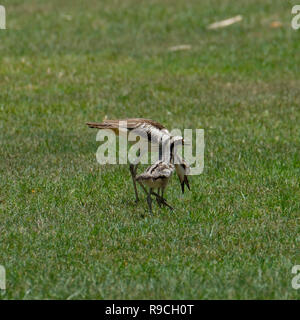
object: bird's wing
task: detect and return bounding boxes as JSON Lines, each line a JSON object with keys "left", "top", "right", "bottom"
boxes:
{"left": 87, "top": 118, "right": 166, "bottom": 130}
{"left": 86, "top": 118, "right": 171, "bottom": 144}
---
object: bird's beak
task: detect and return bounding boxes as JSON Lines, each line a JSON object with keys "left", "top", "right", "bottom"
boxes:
{"left": 181, "top": 175, "right": 191, "bottom": 194}
{"left": 184, "top": 175, "right": 191, "bottom": 191}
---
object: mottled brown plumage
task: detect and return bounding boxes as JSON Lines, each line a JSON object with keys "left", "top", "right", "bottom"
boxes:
{"left": 86, "top": 118, "right": 166, "bottom": 131}
{"left": 136, "top": 160, "right": 174, "bottom": 212}
{"left": 86, "top": 118, "right": 191, "bottom": 205}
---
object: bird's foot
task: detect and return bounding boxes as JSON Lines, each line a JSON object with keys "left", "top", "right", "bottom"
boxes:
{"left": 156, "top": 197, "right": 162, "bottom": 208}
{"left": 151, "top": 192, "right": 173, "bottom": 211}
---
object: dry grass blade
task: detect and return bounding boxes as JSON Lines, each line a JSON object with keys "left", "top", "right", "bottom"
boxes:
{"left": 207, "top": 15, "right": 243, "bottom": 30}
{"left": 168, "top": 44, "right": 191, "bottom": 52}
{"left": 270, "top": 21, "right": 282, "bottom": 28}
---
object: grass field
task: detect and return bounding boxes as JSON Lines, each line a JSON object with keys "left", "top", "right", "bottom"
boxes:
{"left": 0, "top": 0, "right": 299, "bottom": 299}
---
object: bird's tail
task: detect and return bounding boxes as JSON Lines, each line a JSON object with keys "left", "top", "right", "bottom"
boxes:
{"left": 86, "top": 122, "right": 113, "bottom": 129}
{"left": 86, "top": 121, "right": 126, "bottom": 135}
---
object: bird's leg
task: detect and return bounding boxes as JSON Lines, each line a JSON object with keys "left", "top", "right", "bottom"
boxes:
{"left": 137, "top": 180, "right": 148, "bottom": 195}
{"left": 151, "top": 191, "right": 173, "bottom": 211}
{"left": 129, "top": 164, "right": 139, "bottom": 202}
{"left": 147, "top": 188, "right": 153, "bottom": 214}
{"left": 138, "top": 181, "right": 154, "bottom": 214}
{"left": 161, "top": 189, "right": 173, "bottom": 210}
{"left": 156, "top": 188, "right": 162, "bottom": 207}
{"left": 157, "top": 189, "right": 165, "bottom": 207}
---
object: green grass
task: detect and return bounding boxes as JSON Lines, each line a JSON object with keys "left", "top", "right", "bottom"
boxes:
{"left": 0, "top": 0, "right": 299, "bottom": 299}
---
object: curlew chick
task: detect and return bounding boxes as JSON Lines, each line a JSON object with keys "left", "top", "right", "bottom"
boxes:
{"left": 136, "top": 160, "right": 174, "bottom": 213}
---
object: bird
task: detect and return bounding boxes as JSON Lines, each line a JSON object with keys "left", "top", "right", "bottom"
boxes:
{"left": 86, "top": 118, "right": 191, "bottom": 202}
{"left": 136, "top": 160, "right": 175, "bottom": 213}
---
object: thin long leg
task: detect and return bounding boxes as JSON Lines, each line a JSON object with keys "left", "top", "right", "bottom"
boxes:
{"left": 156, "top": 188, "right": 161, "bottom": 207}
{"left": 129, "top": 164, "right": 139, "bottom": 202}
{"left": 147, "top": 188, "right": 153, "bottom": 213}
{"left": 137, "top": 180, "right": 172, "bottom": 212}
{"left": 151, "top": 191, "right": 173, "bottom": 211}
{"left": 160, "top": 189, "right": 173, "bottom": 210}
{"left": 137, "top": 180, "right": 148, "bottom": 195}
